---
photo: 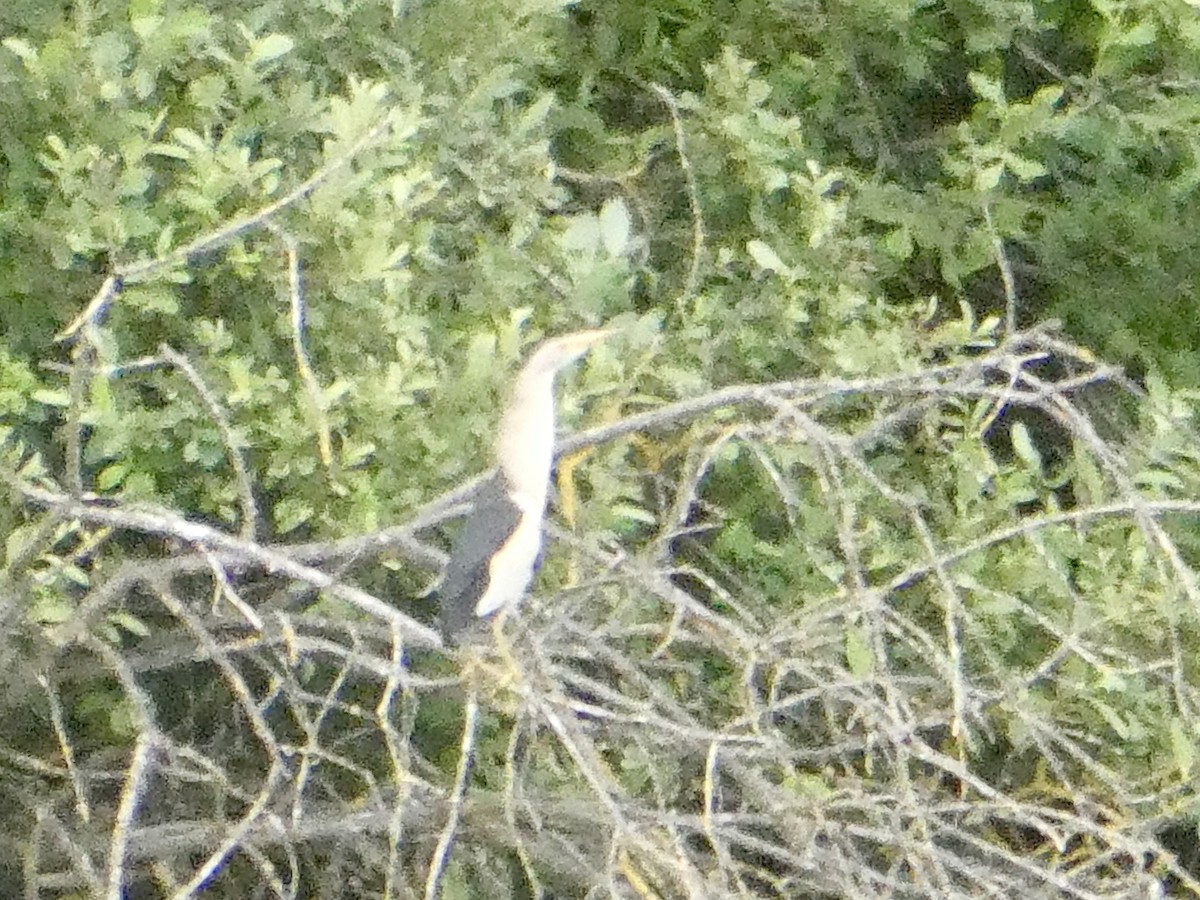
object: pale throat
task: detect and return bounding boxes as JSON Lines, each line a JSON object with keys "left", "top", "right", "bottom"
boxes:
{"left": 495, "top": 374, "right": 556, "bottom": 511}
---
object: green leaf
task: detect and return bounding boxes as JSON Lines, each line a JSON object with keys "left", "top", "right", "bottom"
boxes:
{"left": 108, "top": 611, "right": 150, "bottom": 637}
{"left": 561, "top": 212, "right": 601, "bottom": 256}
{"left": 598, "top": 197, "right": 631, "bottom": 257}
{"left": 108, "top": 701, "right": 139, "bottom": 740}
{"left": 1110, "top": 20, "right": 1156, "bottom": 47}
{"left": 610, "top": 502, "right": 657, "bottom": 526}
{"left": 1170, "top": 718, "right": 1195, "bottom": 778}
{"left": 2, "top": 38, "right": 38, "bottom": 65}
{"left": 188, "top": 73, "right": 227, "bottom": 111}
{"left": 974, "top": 162, "right": 1005, "bottom": 193}
{"left": 127, "top": 285, "right": 179, "bottom": 315}
{"left": 96, "top": 462, "right": 129, "bottom": 492}
{"left": 783, "top": 771, "right": 834, "bottom": 800}
{"left": 6, "top": 523, "right": 42, "bottom": 565}
{"left": 273, "top": 496, "right": 314, "bottom": 534}
{"left": 1004, "top": 153, "right": 1048, "bottom": 183}
{"left": 1010, "top": 422, "right": 1043, "bottom": 474}
{"left": 130, "top": 15, "right": 163, "bottom": 39}
{"left": 845, "top": 626, "right": 874, "bottom": 678}
{"left": 147, "top": 141, "right": 192, "bottom": 161}
{"left": 89, "top": 375, "right": 113, "bottom": 414}
{"left": 1090, "top": 698, "right": 1130, "bottom": 740}
{"left": 967, "top": 72, "right": 1005, "bottom": 106}
{"left": 715, "top": 519, "right": 757, "bottom": 563}
{"left": 31, "top": 592, "right": 73, "bottom": 625}
{"left": 881, "top": 226, "right": 913, "bottom": 259}
{"left": 32, "top": 389, "right": 71, "bottom": 408}
{"left": 249, "top": 32, "right": 294, "bottom": 66}
{"left": 746, "top": 238, "right": 789, "bottom": 276}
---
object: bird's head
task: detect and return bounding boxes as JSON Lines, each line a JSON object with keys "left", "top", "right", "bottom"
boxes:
{"left": 521, "top": 327, "right": 616, "bottom": 382}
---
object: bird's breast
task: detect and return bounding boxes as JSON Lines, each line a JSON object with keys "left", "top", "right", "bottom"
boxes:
{"left": 475, "top": 509, "right": 543, "bottom": 618}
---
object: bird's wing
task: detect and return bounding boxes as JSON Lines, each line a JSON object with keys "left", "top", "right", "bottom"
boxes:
{"left": 436, "top": 475, "right": 523, "bottom": 639}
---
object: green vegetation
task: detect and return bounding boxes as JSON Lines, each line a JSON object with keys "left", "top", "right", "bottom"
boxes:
{"left": 3, "top": 0, "right": 1200, "bottom": 895}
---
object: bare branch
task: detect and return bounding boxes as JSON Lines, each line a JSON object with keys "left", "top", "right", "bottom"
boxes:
{"left": 57, "top": 116, "right": 394, "bottom": 341}
{"left": 12, "top": 485, "right": 442, "bottom": 648}
{"left": 159, "top": 344, "right": 260, "bottom": 539}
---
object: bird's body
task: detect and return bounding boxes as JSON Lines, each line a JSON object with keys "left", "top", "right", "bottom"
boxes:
{"left": 437, "top": 328, "right": 612, "bottom": 641}
{"left": 436, "top": 474, "right": 524, "bottom": 636}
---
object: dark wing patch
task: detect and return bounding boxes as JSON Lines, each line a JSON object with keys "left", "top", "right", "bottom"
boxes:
{"left": 436, "top": 475, "right": 523, "bottom": 640}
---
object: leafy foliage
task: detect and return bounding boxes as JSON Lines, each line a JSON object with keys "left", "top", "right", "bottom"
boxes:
{"left": 2, "top": 0, "right": 1200, "bottom": 895}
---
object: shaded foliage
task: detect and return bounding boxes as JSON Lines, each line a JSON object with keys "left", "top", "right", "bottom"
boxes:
{"left": 2, "top": 0, "right": 1200, "bottom": 896}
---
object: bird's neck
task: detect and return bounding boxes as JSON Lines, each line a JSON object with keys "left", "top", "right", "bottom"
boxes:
{"left": 495, "top": 372, "right": 555, "bottom": 507}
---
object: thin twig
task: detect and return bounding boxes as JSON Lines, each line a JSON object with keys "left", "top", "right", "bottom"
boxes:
{"left": 65, "top": 340, "right": 95, "bottom": 497}
{"left": 57, "top": 116, "right": 395, "bottom": 340}
{"left": 423, "top": 674, "right": 480, "bottom": 900}
{"left": 379, "top": 620, "right": 415, "bottom": 900}
{"left": 15, "top": 485, "right": 442, "bottom": 647}
{"left": 39, "top": 675, "right": 90, "bottom": 824}
{"left": 274, "top": 226, "right": 335, "bottom": 474}
{"left": 204, "top": 551, "right": 264, "bottom": 630}
{"left": 171, "top": 762, "right": 290, "bottom": 900}
{"left": 159, "top": 344, "right": 260, "bottom": 538}
{"left": 648, "top": 82, "right": 705, "bottom": 308}
{"left": 983, "top": 199, "right": 1019, "bottom": 335}
{"left": 93, "top": 635, "right": 159, "bottom": 900}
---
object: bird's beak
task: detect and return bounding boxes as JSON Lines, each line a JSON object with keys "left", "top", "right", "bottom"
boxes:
{"left": 566, "top": 327, "right": 617, "bottom": 352}
{"left": 529, "top": 327, "right": 619, "bottom": 376}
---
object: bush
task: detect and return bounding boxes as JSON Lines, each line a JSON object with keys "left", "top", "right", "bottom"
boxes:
{"left": 3, "top": 0, "right": 1200, "bottom": 896}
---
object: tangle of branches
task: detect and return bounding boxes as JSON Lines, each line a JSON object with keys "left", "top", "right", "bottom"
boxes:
{"left": 3, "top": 324, "right": 1200, "bottom": 899}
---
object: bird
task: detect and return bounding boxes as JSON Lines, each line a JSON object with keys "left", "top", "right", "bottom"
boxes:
{"left": 436, "top": 328, "right": 614, "bottom": 642}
